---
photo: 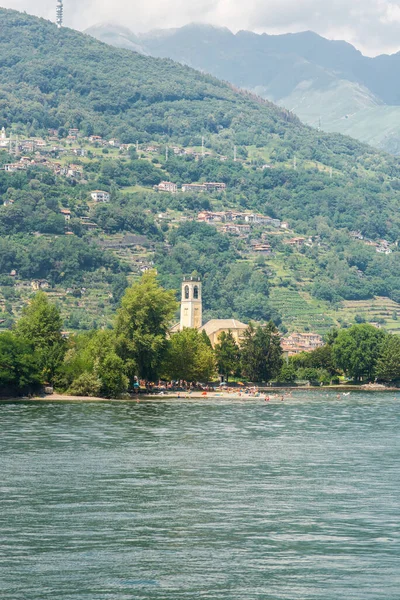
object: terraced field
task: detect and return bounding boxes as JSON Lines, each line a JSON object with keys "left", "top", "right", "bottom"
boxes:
{"left": 269, "top": 287, "right": 336, "bottom": 334}
{"left": 341, "top": 297, "right": 400, "bottom": 333}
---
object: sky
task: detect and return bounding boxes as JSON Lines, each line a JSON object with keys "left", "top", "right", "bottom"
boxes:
{"left": 2, "top": 0, "right": 400, "bottom": 56}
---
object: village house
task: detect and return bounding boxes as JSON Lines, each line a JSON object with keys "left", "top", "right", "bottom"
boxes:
{"left": 31, "top": 280, "right": 50, "bottom": 291}
{"left": 282, "top": 332, "right": 324, "bottom": 356}
{"left": 60, "top": 209, "right": 71, "bottom": 222}
{"left": 182, "top": 183, "right": 207, "bottom": 193}
{"left": 252, "top": 243, "right": 272, "bottom": 254}
{"left": 90, "top": 190, "right": 110, "bottom": 203}
{"left": 221, "top": 224, "right": 251, "bottom": 236}
{"left": 89, "top": 135, "right": 103, "bottom": 143}
{"left": 286, "top": 237, "right": 307, "bottom": 249}
{"left": 156, "top": 181, "right": 178, "bottom": 193}
{"left": 182, "top": 182, "right": 226, "bottom": 193}
{"left": 72, "top": 148, "right": 87, "bottom": 157}
{"left": 67, "top": 165, "right": 83, "bottom": 178}
{"left": 4, "top": 163, "right": 26, "bottom": 173}
{"left": 244, "top": 213, "right": 281, "bottom": 227}
{"left": 80, "top": 217, "right": 98, "bottom": 230}
{"left": 203, "top": 182, "right": 226, "bottom": 192}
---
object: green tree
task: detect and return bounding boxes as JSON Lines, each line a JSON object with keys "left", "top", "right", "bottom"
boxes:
{"left": 240, "top": 322, "right": 283, "bottom": 382}
{"left": 214, "top": 331, "right": 240, "bottom": 381}
{"left": 115, "top": 272, "right": 178, "bottom": 382}
{"left": 163, "top": 328, "right": 216, "bottom": 383}
{"left": 15, "top": 292, "right": 65, "bottom": 384}
{"left": 332, "top": 324, "right": 387, "bottom": 381}
{"left": 0, "top": 331, "right": 41, "bottom": 394}
{"left": 61, "top": 330, "right": 128, "bottom": 397}
{"left": 376, "top": 335, "right": 400, "bottom": 382}
{"left": 277, "top": 361, "right": 296, "bottom": 383}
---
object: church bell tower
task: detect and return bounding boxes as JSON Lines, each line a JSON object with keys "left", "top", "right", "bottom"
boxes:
{"left": 180, "top": 277, "right": 202, "bottom": 330}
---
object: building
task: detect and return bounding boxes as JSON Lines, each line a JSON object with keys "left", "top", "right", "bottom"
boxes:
{"left": 282, "top": 332, "right": 324, "bottom": 356}
{"left": 204, "top": 182, "right": 226, "bottom": 192}
{"left": 170, "top": 277, "right": 249, "bottom": 347}
{"left": 182, "top": 183, "right": 206, "bottom": 193}
{"left": 89, "top": 135, "right": 103, "bottom": 143}
{"left": 90, "top": 190, "right": 110, "bottom": 203}
{"left": 156, "top": 181, "right": 177, "bottom": 193}
{"left": 199, "top": 319, "right": 248, "bottom": 347}
{"left": 60, "top": 209, "right": 71, "bottom": 221}
{"left": 4, "top": 163, "right": 26, "bottom": 172}
{"left": 180, "top": 277, "right": 203, "bottom": 330}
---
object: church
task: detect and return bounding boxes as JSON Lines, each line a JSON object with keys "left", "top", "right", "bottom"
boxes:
{"left": 171, "top": 277, "right": 248, "bottom": 347}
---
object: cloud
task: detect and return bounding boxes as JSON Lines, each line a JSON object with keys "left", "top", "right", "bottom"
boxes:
{"left": 2, "top": 0, "right": 400, "bottom": 55}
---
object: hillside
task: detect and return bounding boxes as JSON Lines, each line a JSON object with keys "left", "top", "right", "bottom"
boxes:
{"left": 86, "top": 23, "right": 400, "bottom": 154}
{"left": 1, "top": 8, "right": 400, "bottom": 336}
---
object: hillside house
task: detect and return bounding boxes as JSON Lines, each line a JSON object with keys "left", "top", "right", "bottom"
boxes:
{"left": 204, "top": 182, "right": 226, "bottom": 191}
{"left": 60, "top": 209, "right": 71, "bottom": 221}
{"left": 221, "top": 224, "right": 251, "bottom": 236}
{"left": 182, "top": 183, "right": 206, "bottom": 193}
{"left": 286, "top": 237, "right": 306, "bottom": 248}
{"left": 91, "top": 190, "right": 110, "bottom": 203}
{"left": 156, "top": 181, "right": 177, "bottom": 193}
{"left": 31, "top": 280, "right": 50, "bottom": 291}
{"left": 4, "top": 163, "right": 26, "bottom": 172}
{"left": 89, "top": 135, "right": 103, "bottom": 143}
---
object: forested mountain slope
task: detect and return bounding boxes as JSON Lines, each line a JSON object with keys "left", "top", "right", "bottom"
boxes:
{"left": 1, "top": 8, "right": 400, "bottom": 334}
{"left": 86, "top": 23, "right": 400, "bottom": 154}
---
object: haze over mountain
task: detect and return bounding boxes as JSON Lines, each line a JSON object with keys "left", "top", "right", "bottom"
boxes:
{"left": 86, "top": 23, "right": 400, "bottom": 155}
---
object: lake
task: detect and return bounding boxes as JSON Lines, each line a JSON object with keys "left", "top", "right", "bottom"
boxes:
{"left": 1, "top": 392, "right": 400, "bottom": 599}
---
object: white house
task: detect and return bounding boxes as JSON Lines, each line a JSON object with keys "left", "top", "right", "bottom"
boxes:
{"left": 90, "top": 190, "right": 110, "bottom": 203}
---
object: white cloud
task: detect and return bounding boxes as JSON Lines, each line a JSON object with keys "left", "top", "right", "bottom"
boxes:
{"left": 2, "top": 0, "right": 400, "bottom": 55}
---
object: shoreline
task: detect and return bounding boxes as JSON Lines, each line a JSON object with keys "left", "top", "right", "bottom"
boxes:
{"left": 2, "top": 385, "right": 399, "bottom": 403}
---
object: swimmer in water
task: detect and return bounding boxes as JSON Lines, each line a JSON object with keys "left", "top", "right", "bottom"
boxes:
{"left": 265, "top": 396, "right": 270, "bottom": 402}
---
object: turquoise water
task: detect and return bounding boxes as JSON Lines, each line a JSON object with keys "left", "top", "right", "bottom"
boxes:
{"left": 1, "top": 392, "right": 400, "bottom": 599}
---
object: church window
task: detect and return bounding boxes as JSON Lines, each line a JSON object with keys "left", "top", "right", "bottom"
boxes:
{"left": 184, "top": 285, "right": 190, "bottom": 299}
{"left": 194, "top": 286, "right": 199, "bottom": 299}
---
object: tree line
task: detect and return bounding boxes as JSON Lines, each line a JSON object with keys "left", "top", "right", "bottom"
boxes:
{"left": 1, "top": 272, "right": 400, "bottom": 398}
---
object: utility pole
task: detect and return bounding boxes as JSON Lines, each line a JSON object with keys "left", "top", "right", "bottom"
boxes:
{"left": 234, "top": 145, "right": 237, "bottom": 162}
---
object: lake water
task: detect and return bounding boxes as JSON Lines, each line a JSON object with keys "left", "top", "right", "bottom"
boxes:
{"left": 1, "top": 392, "right": 400, "bottom": 599}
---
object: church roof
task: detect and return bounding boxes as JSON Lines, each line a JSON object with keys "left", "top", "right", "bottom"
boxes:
{"left": 199, "top": 319, "right": 248, "bottom": 335}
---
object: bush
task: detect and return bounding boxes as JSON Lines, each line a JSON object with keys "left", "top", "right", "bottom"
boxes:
{"left": 68, "top": 372, "right": 102, "bottom": 397}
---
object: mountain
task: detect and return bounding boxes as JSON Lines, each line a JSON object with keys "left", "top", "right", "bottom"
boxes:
{"left": 1, "top": 8, "right": 400, "bottom": 335}
{"left": 85, "top": 23, "right": 400, "bottom": 154}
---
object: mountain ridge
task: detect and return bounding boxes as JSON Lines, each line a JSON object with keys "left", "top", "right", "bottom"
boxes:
{"left": 85, "top": 22, "right": 400, "bottom": 154}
